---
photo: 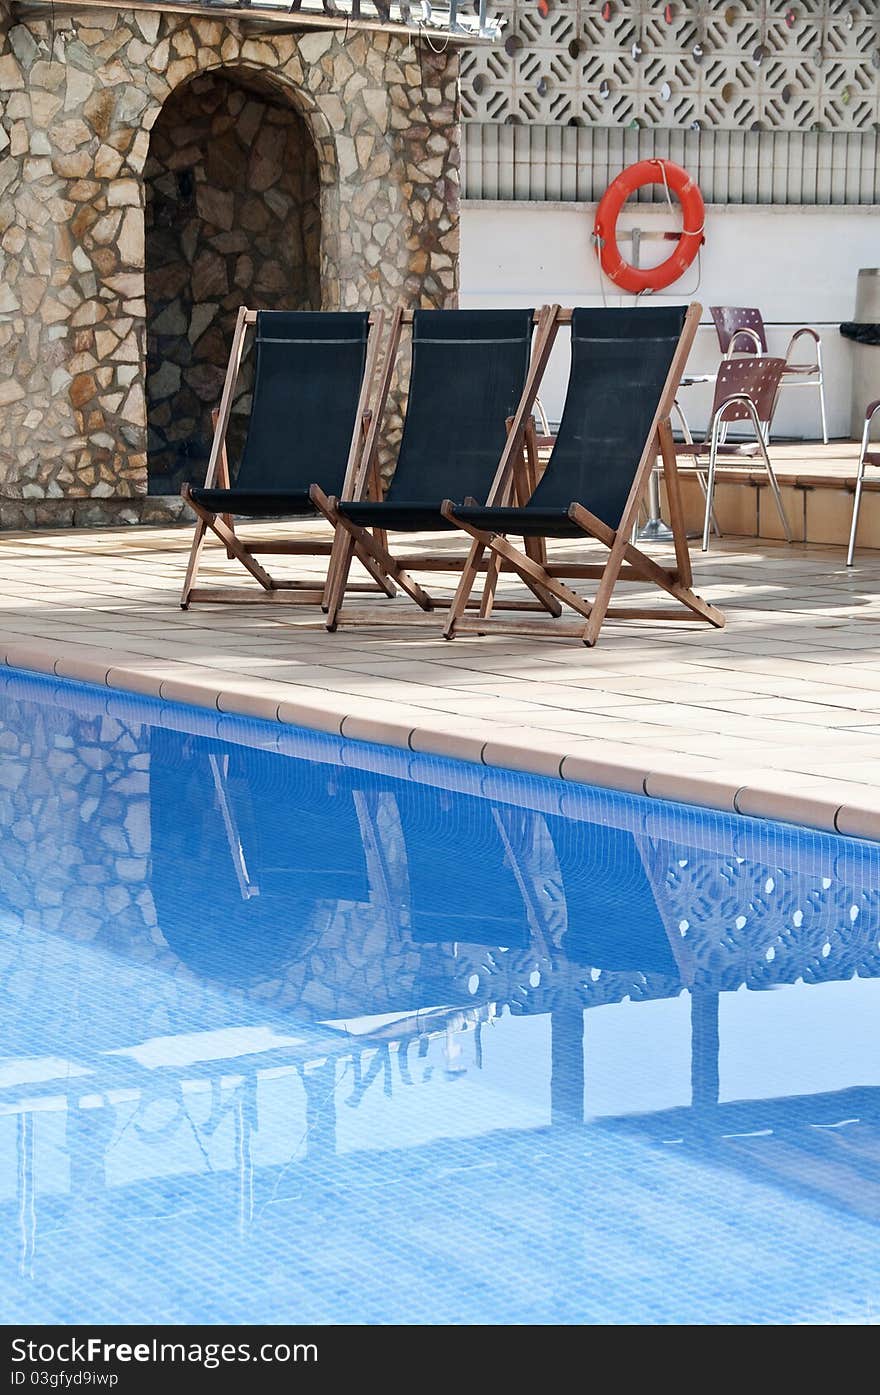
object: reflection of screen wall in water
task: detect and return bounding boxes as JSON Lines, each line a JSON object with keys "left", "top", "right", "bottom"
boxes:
{"left": 1, "top": 668, "right": 879, "bottom": 1325}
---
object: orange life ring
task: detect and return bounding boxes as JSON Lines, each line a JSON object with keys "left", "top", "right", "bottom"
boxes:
{"left": 593, "top": 159, "right": 705, "bottom": 295}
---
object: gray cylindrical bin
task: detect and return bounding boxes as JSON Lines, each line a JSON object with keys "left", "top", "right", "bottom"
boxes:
{"left": 849, "top": 268, "right": 880, "bottom": 439}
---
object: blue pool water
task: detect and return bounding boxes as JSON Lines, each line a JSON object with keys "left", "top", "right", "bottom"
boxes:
{"left": 1, "top": 667, "right": 879, "bottom": 1325}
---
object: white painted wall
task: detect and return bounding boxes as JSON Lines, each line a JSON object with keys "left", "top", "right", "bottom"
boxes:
{"left": 460, "top": 200, "right": 880, "bottom": 439}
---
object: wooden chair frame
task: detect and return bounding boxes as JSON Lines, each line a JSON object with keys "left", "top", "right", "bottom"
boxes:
{"left": 311, "top": 304, "right": 561, "bottom": 630}
{"left": 180, "top": 305, "right": 394, "bottom": 609}
{"left": 439, "top": 302, "right": 726, "bottom": 647}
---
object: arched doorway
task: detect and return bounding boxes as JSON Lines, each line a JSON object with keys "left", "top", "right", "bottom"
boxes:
{"left": 144, "top": 70, "right": 321, "bottom": 494}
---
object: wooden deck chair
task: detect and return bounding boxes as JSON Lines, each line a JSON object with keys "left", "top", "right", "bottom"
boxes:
{"left": 439, "top": 302, "right": 725, "bottom": 647}
{"left": 180, "top": 306, "right": 394, "bottom": 609}
{"left": 313, "top": 305, "right": 558, "bottom": 630}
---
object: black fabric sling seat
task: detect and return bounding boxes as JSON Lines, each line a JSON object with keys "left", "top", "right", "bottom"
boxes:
{"left": 453, "top": 305, "right": 687, "bottom": 537}
{"left": 188, "top": 309, "right": 370, "bottom": 516}
{"left": 338, "top": 308, "right": 534, "bottom": 532}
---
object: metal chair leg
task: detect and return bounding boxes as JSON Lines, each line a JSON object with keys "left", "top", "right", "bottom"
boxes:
{"left": 701, "top": 413, "right": 722, "bottom": 553}
{"left": 672, "top": 398, "right": 721, "bottom": 538}
{"left": 817, "top": 343, "right": 828, "bottom": 446}
{"left": 694, "top": 467, "right": 722, "bottom": 538}
{"left": 752, "top": 401, "right": 792, "bottom": 543}
{"left": 846, "top": 417, "right": 871, "bottom": 566}
{"left": 847, "top": 466, "right": 866, "bottom": 568}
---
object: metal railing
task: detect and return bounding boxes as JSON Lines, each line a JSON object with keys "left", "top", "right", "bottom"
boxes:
{"left": 14, "top": 0, "right": 499, "bottom": 44}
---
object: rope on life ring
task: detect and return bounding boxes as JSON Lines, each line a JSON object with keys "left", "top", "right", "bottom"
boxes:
{"left": 592, "top": 159, "right": 705, "bottom": 295}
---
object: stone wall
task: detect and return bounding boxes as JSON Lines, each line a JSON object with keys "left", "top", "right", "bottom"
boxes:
{"left": 0, "top": 7, "right": 460, "bottom": 528}
{"left": 145, "top": 70, "right": 321, "bottom": 492}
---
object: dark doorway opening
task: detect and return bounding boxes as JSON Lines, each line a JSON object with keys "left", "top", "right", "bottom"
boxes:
{"left": 145, "top": 70, "right": 321, "bottom": 493}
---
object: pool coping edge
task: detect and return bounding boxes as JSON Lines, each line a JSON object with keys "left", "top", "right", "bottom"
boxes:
{"left": 3, "top": 635, "right": 879, "bottom": 842}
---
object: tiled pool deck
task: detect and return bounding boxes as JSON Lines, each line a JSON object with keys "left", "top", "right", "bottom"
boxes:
{"left": 3, "top": 517, "right": 880, "bottom": 839}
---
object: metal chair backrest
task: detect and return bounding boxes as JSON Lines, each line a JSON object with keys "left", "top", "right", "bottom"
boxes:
{"left": 711, "top": 305, "right": 768, "bottom": 355}
{"left": 711, "top": 355, "right": 787, "bottom": 427}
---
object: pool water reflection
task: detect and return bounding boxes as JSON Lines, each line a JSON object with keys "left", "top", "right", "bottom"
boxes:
{"left": 0, "top": 669, "right": 879, "bottom": 1324}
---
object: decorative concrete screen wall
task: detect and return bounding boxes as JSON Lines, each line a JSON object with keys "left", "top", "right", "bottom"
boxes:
{"left": 461, "top": 0, "right": 880, "bottom": 201}
{"left": 463, "top": 0, "right": 880, "bottom": 132}
{"left": 0, "top": 3, "right": 461, "bottom": 527}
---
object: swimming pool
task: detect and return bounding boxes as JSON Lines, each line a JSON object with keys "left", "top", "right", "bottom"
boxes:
{"left": 1, "top": 665, "right": 879, "bottom": 1325}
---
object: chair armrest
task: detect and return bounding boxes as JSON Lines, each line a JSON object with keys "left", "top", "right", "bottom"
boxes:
{"left": 789, "top": 326, "right": 821, "bottom": 344}
{"left": 785, "top": 326, "right": 821, "bottom": 364}
{"left": 865, "top": 399, "right": 880, "bottom": 422}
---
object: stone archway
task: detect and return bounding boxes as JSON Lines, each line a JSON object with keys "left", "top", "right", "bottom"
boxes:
{"left": 144, "top": 68, "right": 322, "bottom": 494}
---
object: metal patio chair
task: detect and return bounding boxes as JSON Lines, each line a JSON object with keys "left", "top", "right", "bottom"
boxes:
{"left": 846, "top": 398, "right": 880, "bottom": 566}
{"left": 679, "top": 356, "right": 791, "bottom": 553}
{"left": 711, "top": 305, "right": 827, "bottom": 445}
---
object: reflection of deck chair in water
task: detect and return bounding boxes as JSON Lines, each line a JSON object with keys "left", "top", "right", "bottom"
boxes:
{"left": 441, "top": 303, "right": 726, "bottom": 647}
{"left": 315, "top": 306, "right": 555, "bottom": 630}
{"left": 531, "top": 812, "right": 685, "bottom": 979}
{"left": 383, "top": 783, "right": 687, "bottom": 983}
{"left": 149, "top": 731, "right": 374, "bottom": 986}
{"left": 180, "top": 307, "right": 393, "bottom": 609}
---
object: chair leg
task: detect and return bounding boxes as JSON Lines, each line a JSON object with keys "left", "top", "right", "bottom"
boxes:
{"left": 361, "top": 535, "right": 397, "bottom": 599}
{"left": 676, "top": 399, "right": 721, "bottom": 539}
{"left": 694, "top": 468, "right": 722, "bottom": 539}
{"left": 312, "top": 485, "right": 396, "bottom": 605}
{"left": 701, "top": 417, "right": 721, "bottom": 553}
{"left": 181, "top": 514, "right": 208, "bottom": 610}
{"left": 479, "top": 549, "right": 501, "bottom": 619}
{"left": 754, "top": 410, "right": 792, "bottom": 543}
{"left": 325, "top": 530, "right": 356, "bottom": 631}
{"left": 818, "top": 370, "right": 828, "bottom": 447}
{"left": 847, "top": 467, "right": 866, "bottom": 568}
{"left": 443, "top": 536, "right": 488, "bottom": 640}
{"left": 322, "top": 522, "right": 346, "bottom": 612}
{"left": 847, "top": 421, "right": 871, "bottom": 567}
